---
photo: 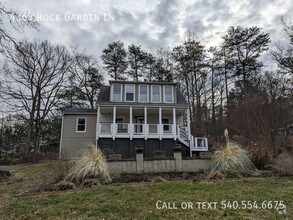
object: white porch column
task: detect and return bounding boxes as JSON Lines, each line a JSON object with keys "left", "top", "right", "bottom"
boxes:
{"left": 96, "top": 106, "right": 100, "bottom": 140}
{"left": 144, "top": 107, "right": 148, "bottom": 140}
{"left": 173, "top": 108, "right": 176, "bottom": 140}
{"left": 187, "top": 108, "right": 191, "bottom": 141}
{"left": 129, "top": 106, "right": 133, "bottom": 140}
{"left": 112, "top": 106, "right": 116, "bottom": 140}
{"left": 159, "top": 107, "right": 162, "bottom": 140}
{"left": 187, "top": 108, "right": 192, "bottom": 156}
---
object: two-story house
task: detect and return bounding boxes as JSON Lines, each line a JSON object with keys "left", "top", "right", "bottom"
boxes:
{"left": 59, "top": 81, "right": 208, "bottom": 159}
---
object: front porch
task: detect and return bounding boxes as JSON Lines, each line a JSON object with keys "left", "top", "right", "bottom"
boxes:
{"left": 97, "top": 106, "right": 185, "bottom": 140}
{"left": 96, "top": 106, "right": 209, "bottom": 154}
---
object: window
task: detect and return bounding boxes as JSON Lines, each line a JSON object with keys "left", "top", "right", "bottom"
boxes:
{"left": 139, "top": 85, "right": 148, "bottom": 102}
{"left": 125, "top": 84, "right": 135, "bottom": 102}
{"left": 151, "top": 85, "right": 161, "bottom": 102}
{"left": 164, "top": 85, "right": 173, "bottom": 103}
{"left": 76, "top": 118, "right": 86, "bottom": 132}
{"left": 112, "top": 84, "right": 122, "bottom": 102}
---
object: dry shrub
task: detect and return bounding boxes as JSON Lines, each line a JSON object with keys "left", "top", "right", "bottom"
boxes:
{"left": 152, "top": 176, "right": 167, "bottom": 183}
{"left": 206, "top": 170, "right": 242, "bottom": 180}
{"left": 46, "top": 161, "right": 73, "bottom": 183}
{"left": 206, "top": 171, "right": 225, "bottom": 179}
{"left": 82, "top": 178, "right": 101, "bottom": 188}
{"left": 65, "top": 144, "right": 111, "bottom": 184}
{"left": 53, "top": 180, "right": 75, "bottom": 191}
{"left": 224, "top": 170, "right": 242, "bottom": 178}
{"left": 247, "top": 144, "right": 274, "bottom": 169}
{"left": 212, "top": 129, "right": 255, "bottom": 172}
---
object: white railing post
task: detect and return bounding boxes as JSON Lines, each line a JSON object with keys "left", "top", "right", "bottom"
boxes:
{"left": 112, "top": 106, "right": 116, "bottom": 140}
{"left": 129, "top": 107, "right": 133, "bottom": 140}
{"left": 187, "top": 108, "right": 191, "bottom": 142}
{"left": 144, "top": 107, "right": 148, "bottom": 140}
{"left": 159, "top": 107, "right": 162, "bottom": 140}
{"left": 173, "top": 108, "right": 176, "bottom": 140}
{"left": 96, "top": 106, "right": 100, "bottom": 140}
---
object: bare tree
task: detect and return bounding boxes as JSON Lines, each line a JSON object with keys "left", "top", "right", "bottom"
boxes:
{"left": 173, "top": 35, "right": 206, "bottom": 135}
{"left": 272, "top": 18, "right": 293, "bottom": 76}
{"left": 1, "top": 39, "right": 72, "bottom": 161}
{"left": 70, "top": 50, "right": 104, "bottom": 109}
{"left": 0, "top": 3, "right": 38, "bottom": 53}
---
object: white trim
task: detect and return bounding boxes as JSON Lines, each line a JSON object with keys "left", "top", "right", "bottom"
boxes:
{"left": 124, "top": 84, "right": 135, "bottom": 102}
{"left": 96, "top": 107, "right": 100, "bottom": 140}
{"left": 59, "top": 115, "right": 64, "bottom": 159}
{"left": 151, "top": 85, "right": 161, "bottom": 103}
{"left": 111, "top": 83, "right": 123, "bottom": 102}
{"left": 144, "top": 107, "right": 148, "bottom": 140}
{"left": 173, "top": 108, "right": 176, "bottom": 140}
{"left": 163, "top": 85, "right": 174, "bottom": 103}
{"left": 159, "top": 107, "right": 162, "bottom": 140}
{"left": 129, "top": 107, "right": 133, "bottom": 140}
{"left": 112, "top": 106, "right": 116, "bottom": 140}
{"left": 187, "top": 108, "right": 192, "bottom": 156}
{"left": 76, "top": 117, "right": 87, "bottom": 133}
{"left": 138, "top": 84, "right": 149, "bottom": 102}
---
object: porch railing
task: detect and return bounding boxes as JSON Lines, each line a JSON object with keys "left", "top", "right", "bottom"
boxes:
{"left": 116, "top": 123, "right": 129, "bottom": 133}
{"left": 99, "top": 123, "right": 175, "bottom": 136}
{"left": 100, "top": 122, "right": 112, "bottom": 133}
{"left": 98, "top": 123, "right": 208, "bottom": 152}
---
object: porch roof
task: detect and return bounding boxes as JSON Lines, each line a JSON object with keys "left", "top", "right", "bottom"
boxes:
{"left": 63, "top": 108, "right": 97, "bottom": 115}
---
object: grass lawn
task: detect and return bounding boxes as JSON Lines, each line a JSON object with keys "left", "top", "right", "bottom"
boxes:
{"left": 0, "top": 162, "right": 292, "bottom": 219}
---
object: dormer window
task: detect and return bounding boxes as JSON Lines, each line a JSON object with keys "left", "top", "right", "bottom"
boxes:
{"left": 151, "top": 85, "right": 161, "bottom": 103}
{"left": 125, "top": 84, "right": 135, "bottom": 102}
{"left": 164, "top": 85, "right": 173, "bottom": 103}
{"left": 139, "top": 85, "right": 148, "bottom": 102}
{"left": 113, "top": 84, "right": 122, "bottom": 102}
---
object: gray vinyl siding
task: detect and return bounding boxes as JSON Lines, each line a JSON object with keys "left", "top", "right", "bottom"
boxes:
{"left": 60, "top": 114, "right": 97, "bottom": 159}
{"left": 61, "top": 137, "right": 96, "bottom": 159}
{"left": 62, "top": 115, "right": 96, "bottom": 137}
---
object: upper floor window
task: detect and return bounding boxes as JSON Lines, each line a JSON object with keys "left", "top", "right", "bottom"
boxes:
{"left": 151, "top": 85, "right": 161, "bottom": 103}
{"left": 76, "top": 118, "right": 86, "bottom": 132}
{"left": 112, "top": 84, "right": 122, "bottom": 102}
{"left": 125, "top": 84, "right": 135, "bottom": 102}
{"left": 139, "top": 85, "right": 148, "bottom": 102}
{"left": 164, "top": 85, "right": 173, "bottom": 103}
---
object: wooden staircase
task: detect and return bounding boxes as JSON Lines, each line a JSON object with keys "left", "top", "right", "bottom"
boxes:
{"left": 178, "top": 126, "right": 208, "bottom": 156}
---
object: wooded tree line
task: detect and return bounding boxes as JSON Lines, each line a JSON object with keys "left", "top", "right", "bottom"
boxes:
{"left": 0, "top": 4, "right": 292, "bottom": 162}
{"left": 99, "top": 25, "right": 292, "bottom": 147}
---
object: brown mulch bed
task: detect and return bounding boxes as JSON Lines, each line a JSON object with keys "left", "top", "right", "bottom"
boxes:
{"left": 111, "top": 170, "right": 292, "bottom": 184}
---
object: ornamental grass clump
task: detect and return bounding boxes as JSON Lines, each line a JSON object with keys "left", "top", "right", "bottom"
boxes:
{"left": 212, "top": 129, "right": 255, "bottom": 173}
{"left": 65, "top": 144, "right": 111, "bottom": 184}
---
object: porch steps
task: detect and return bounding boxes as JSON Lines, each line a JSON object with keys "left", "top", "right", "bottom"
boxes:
{"left": 178, "top": 127, "right": 209, "bottom": 156}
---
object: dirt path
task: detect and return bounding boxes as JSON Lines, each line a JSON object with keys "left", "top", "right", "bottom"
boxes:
{"left": 0, "top": 163, "right": 32, "bottom": 171}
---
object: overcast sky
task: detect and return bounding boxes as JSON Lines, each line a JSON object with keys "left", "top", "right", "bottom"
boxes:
{"left": 3, "top": 0, "right": 293, "bottom": 65}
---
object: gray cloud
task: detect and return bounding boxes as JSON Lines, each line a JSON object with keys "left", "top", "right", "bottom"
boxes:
{"left": 1, "top": 0, "right": 292, "bottom": 65}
